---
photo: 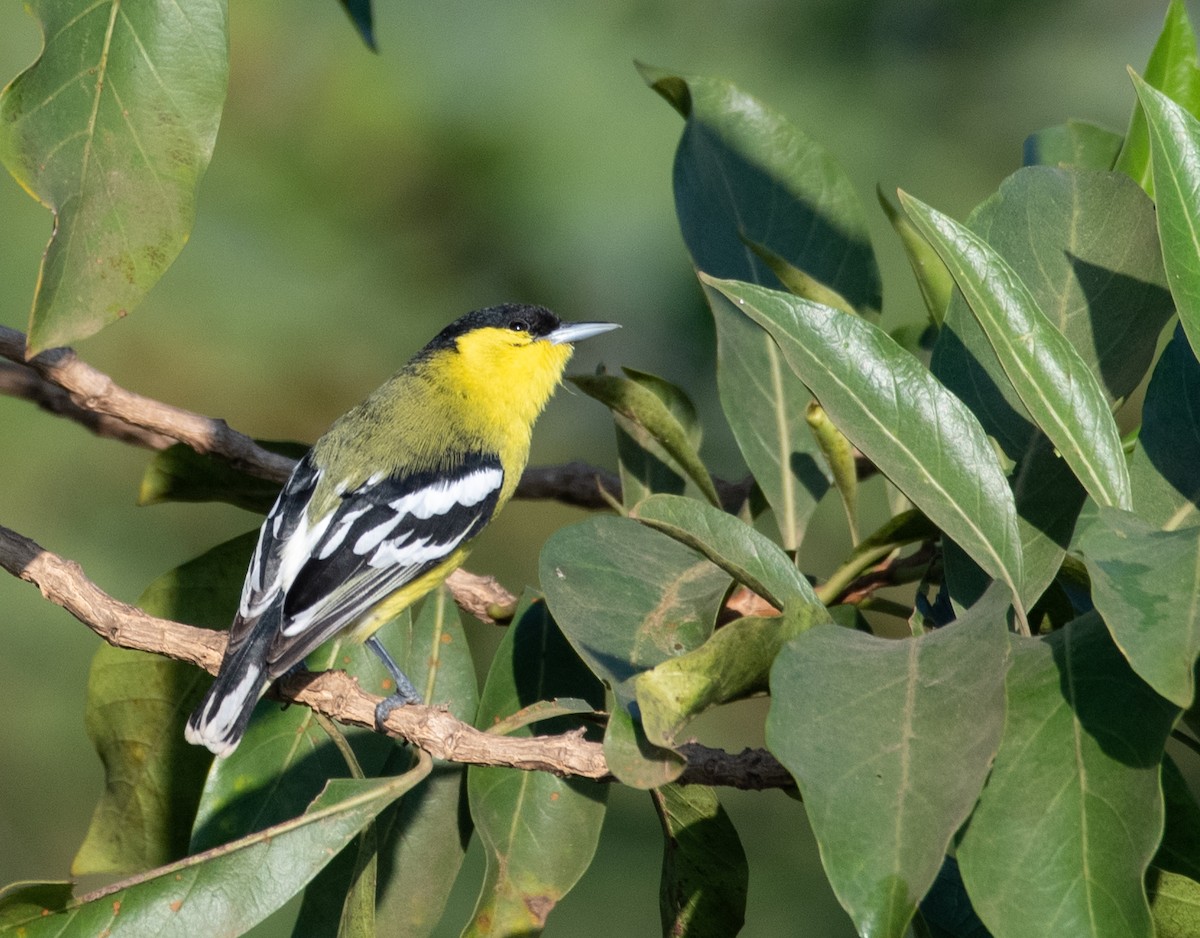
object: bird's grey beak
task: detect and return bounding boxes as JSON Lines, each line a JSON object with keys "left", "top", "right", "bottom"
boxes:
{"left": 548, "top": 321, "right": 621, "bottom": 345}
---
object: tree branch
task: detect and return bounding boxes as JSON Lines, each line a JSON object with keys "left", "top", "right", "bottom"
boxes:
{"left": 0, "top": 523, "right": 794, "bottom": 790}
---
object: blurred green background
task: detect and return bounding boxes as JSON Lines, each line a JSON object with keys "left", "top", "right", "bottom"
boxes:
{"left": 0, "top": 1, "right": 1184, "bottom": 934}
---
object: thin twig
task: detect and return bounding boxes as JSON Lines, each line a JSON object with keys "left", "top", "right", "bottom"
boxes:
{"left": 0, "top": 523, "right": 793, "bottom": 790}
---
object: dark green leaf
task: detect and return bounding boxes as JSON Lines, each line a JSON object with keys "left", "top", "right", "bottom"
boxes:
{"left": 72, "top": 532, "right": 256, "bottom": 876}
{"left": 766, "top": 585, "right": 1011, "bottom": 938}
{"left": 957, "top": 614, "right": 1178, "bottom": 938}
{"left": 1024, "top": 120, "right": 1123, "bottom": 170}
{"left": 901, "top": 189, "right": 1133, "bottom": 512}
{"left": 540, "top": 515, "right": 729, "bottom": 689}
{"left": 1131, "top": 72, "right": 1200, "bottom": 356}
{"left": 653, "top": 784, "right": 748, "bottom": 938}
{"left": 0, "top": 762, "right": 431, "bottom": 938}
{"left": 1115, "top": 0, "right": 1200, "bottom": 193}
{"left": 603, "top": 705, "right": 688, "bottom": 789}
{"left": 338, "top": 0, "right": 376, "bottom": 50}
{"left": 570, "top": 373, "right": 720, "bottom": 506}
{"left": 630, "top": 493, "right": 818, "bottom": 611}
{"left": 704, "top": 277, "right": 1025, "bottom": 623}
{"left": 1078, "top": 507, "right": 1200, "bottom": 707}
{"left": 647, "top": 65, "right": 877, "bottom": 548}
{"left": 294, "top": 587, "right": 479, "bottom": 938}
{"left": 465, "top": 596, "right": 606, "bottom": 935}
{"left": 0, "top": 0, "right": 228, "bottom": 353}
{"left": 0, "top": 883, "right": 74, "bottom": 927}
{"left": 139, "top": 441, "right": 305, "bottom": 512}
{"left": 1130, "top": 325, "right": 1200, "bottom": 528}
{"left": 643, "top": 66, "right": 880, "bottom": 315}
{"left": 709, "top": 294, "right": 831, "bottom": 549}
{"left": 1158, "top": 755, "right": 1200, "bottom": 882}
{"left": 928, "top": 166, "right": 1170, "bottom": 608}
{"left": 189, "top": 617, "right": 402, "bottom": 853}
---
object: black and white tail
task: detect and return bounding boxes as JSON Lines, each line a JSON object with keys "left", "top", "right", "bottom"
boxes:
{"left": 185, "top": 616, "right": 277, "bottom": 757}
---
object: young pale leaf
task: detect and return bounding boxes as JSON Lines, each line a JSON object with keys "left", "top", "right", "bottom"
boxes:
{"left": 0, "top": 761, "right": 430, "bottom": 938}
{"left": 630, "top": 493, "right": 818, "bottom": 611}
{"left": 1149, "top": 870, "right": 1200, "bottom": 938}
{"left": 766, "top": 584, "right": 1012, "bottom": 938}
{"left": 635, "top": 612, "right": 812, "bottom": 748}
{"left": 465, "top": 596, "right": 606, "bottom": 936}
{"left": 72, "top": 533, "right": 257, "bottom": 877}
{"left": 1115, "top": 0, "right": 1200, "bottom": 194}
{"left": 806, "top": 400, "right": 860, "bottom": 542}
{"left": 653, "top": 784, "right": 748, "bottom": 938}
{"left": 957, "top": 614, "right": 1178, "bottom": 938}
{"left": 901, "top": 190, "right": 1133, "bottom": 512}
{"left": 1130, "top": 325, "right": 1200, "bottom": 529}
{"left": 878, "top": 187, "right": 954, "bottom": 326}
{"left": 569, "top": 374, "right": 720, "bottom": 506}
{"left": 0, "top": 0, "right": 228, "bottom": 353}
{"left": 608, "top": 368, "right": 699, "bottom": 509}
{"left": 704, "top": 277, "right": 1025, "bottom": 622}
{"left": 603, "top": 705, "right": 688, "bottom": 789}
{"left": 928, "top": 166, "right": 1170, "bottom": 609}
{"left": 1024, "top": 120, "right": 1124, "bottom": 170}
{"left": 1077, "top": 508, "right": 1200, "bottom": 707}
{"left": 0, "top": 883, "right": 74, "bottom": 928}
{"left": 1131, "top": 72, "right": 1200, "bottom": 357}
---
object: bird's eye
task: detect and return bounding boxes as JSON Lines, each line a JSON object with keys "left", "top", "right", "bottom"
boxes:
{"left": 509, "top": 320, "right": 528, "bottom": 332}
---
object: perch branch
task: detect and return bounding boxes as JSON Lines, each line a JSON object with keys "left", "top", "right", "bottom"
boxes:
{"left": 0, "top": 524, "right": 794, "bottom": 790}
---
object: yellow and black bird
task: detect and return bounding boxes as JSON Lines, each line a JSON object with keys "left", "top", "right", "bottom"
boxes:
{"left": 186, "top": 304, "right": 619, "bottom": 756}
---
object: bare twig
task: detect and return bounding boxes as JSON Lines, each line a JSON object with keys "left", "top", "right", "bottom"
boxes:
{"left": 0, "top": 524, "right": 793, "bottom": 790}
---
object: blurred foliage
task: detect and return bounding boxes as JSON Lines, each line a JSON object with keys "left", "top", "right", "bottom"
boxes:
{"left": 3, "top": 2, "right": 1200, "bottom": 937}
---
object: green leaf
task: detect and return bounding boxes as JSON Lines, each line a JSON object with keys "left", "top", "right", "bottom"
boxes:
{"left": 0, "top": 761, "right": 431, "bottom": 938}
{"left": 1130, "top": 324, "right": 1200, "bottom": 529}
{"left": 72, "top": 532, "right": 256, "bottom": 877}
{"left": 642, "top": 66, "right": 880, "bottom": 316}
{"left": 337, "top": 0, "right": 376, "bottom": 51}
{"left": 138, "top": 441, "right": 305, "bottom": 512}
{"left": 293, "top": 587, "right": 479, "bottom": 938}
{"left": 1158, "top": 755, "right": 1200, "bottom": 882}
{"left": 607, "top": 368, "right": 700, "bottom": 509}
{"left": 1115, "top": 0, "right": 1200, "bottom": 193}
{"left": 957, "top": 613, "right": 1179, "bottom": 938}
{"left": 1131, "top": 72, "right": 1200, "bottom": 357}
{"left": 878, "top": 187, "right": 954, "bottom": 326}
{"left": 652, "top": 784, "right": 748, "bottom": 938}
{"left": 704, "top": 277, "right": 1025, "bottom": 622}
{"left": 740, "top": 232, "right": 857, "bottom": 315}
{"left": 464, "top": 596, "right": 607, "bottom": 936}
{"left": 541, "top": 515, "right": 729, "bottom": 687}
{"left": 928, "top": 166, "right": 1170, "bottom": 609}
{"left": 709, "top": 293, "right": 831, "bottom": 549}
{"left": 630, "top": 493, "right": 818, "bottom": 611}
{"left": 1023, "top": 120, "right": 1123, "bottom": 170}
{"left": 1077, "top": 507, "right": 1200, "bottom": 707}
{"left": 0, "top": 883, "right": 74, "bottom": 927}
{"left": 570, "top": 373, "right": 720, "bottom": 507}
{"left": 900, "top": 189, "right": 1134, "bottom": 512}
{"left": 540, "top": 515, "right": 730, "bottom": 785}
{"left": 0, "top": 0, "right": 229, "bottom": 353}
{"left": 189, "top": 617, "right": 401, "bottom": 853}
{"left": 765, "top": 585, "right": 1012, "bottom": 938}
{"left": 646, "top": 65, "right": 877, "bottom": 548}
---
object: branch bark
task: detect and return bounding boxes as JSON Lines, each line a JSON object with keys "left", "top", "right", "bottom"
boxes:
{"left": 0, "top": 523, "right": 794, "bottom": 791}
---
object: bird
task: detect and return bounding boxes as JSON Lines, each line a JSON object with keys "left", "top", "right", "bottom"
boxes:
{"left": 185, "top": 304, "right": 619, "bottom": 756}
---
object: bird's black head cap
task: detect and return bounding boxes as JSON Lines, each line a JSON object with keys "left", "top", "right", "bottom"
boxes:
{"left": 424, "top": 304, "right": 562, "bottom": 354}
